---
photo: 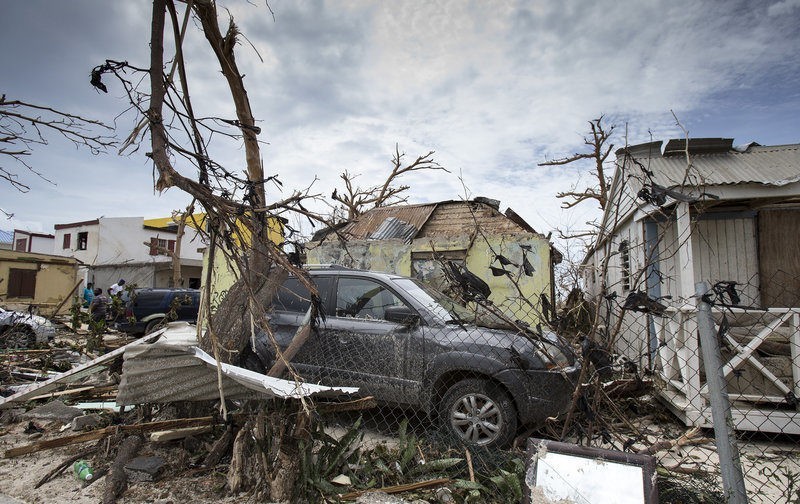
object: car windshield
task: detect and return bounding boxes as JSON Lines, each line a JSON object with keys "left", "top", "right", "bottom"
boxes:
{"left": 391, "top": 278, "right": 476, "bottom": 323}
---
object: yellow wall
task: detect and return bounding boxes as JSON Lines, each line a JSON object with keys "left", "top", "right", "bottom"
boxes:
{"left": 200, "top": 216, "right": 285, "bottom": 316}
{"left": 307, "top": 233, "right": 552, "bottom": 327}
{"left": 0, "top": 250, "right": 79, "bottom": 315}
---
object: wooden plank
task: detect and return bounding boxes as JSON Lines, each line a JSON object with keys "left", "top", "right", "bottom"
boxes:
{"left": 0, "top": 331, "right": 162, "bottom": 409}
{"left": 721, "top": 311, "right": 793, "bottom": 377}
{"left": 150, "top": 426, "right": 212, "bottom": 442}
{"left": 4, "top": 415, "right": 219, "bottom": 458}
{"left": 27, "top": 386, "right": 96, "bottom": 401}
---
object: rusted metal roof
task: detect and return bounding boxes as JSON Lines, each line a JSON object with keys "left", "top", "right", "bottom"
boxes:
{"left": 339, "top": 203, "right": 438, "bottom": 240}
{"left": 627, "top": 143, "right": 800, "bottom": 188}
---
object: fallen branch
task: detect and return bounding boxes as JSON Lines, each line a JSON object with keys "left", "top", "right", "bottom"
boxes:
{"left": 34, "top": 445, "right": 97, "bottom": 488}
{"left": 315, "top": 396, "right": 377, "bottom": 414}
{"left": 636, "top": 427, "right": 711, "bottom": 456}
{"left": 103, "top": 434, "right": 143, "bottom": 504}
{"left": 339, "top": 478, "right": 452, "bottom": 500}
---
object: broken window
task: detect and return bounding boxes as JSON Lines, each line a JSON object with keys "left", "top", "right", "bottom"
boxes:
{"left": 411, "top": 249, "right": 467, "bottom": 292}
{"left": 62, "top": 233, "right": 71, "bottom": 250}
{"left": 14, "top": 238, "right": 26, "bottom": 251}
{"left": 8, "top": 268, "right": 36, "bottom": 298}
{"left": 335, "top": 277, "right": 407, "bottom": 320}
{"left": 77, "top": 232, "right": 88, "bottom": 251}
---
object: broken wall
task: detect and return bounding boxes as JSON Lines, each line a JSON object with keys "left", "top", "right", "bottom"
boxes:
{"left": 307, "top": 232, "right": 552, "bottom": 326}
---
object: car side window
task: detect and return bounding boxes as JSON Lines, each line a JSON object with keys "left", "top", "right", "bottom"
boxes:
{"left": 274, "top": 277, "right": 332, "bottom": 314}
{"left": 335, "top": 278, "right": 407, "bottom": 320}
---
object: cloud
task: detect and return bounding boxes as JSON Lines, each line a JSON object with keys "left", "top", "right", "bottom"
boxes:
{"left": 1, "top": 0, "right": 797, "bottom": 240}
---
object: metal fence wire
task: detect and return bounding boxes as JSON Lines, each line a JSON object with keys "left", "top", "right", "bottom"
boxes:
{"left": 263, "top": 267, "right": 800, "bottom": 503}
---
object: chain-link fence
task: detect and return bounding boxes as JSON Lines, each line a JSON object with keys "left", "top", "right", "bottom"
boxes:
{"left": 248, "top": 265, "right": 800, "bottom": 503}
{"left": 592, "top": 269, "right": 800, "bottom": 503}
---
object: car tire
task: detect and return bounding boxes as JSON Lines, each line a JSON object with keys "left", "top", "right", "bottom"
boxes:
{"left": 1, "top": 326, "right": 36, "bottom": 349}
{"left": 439, "top": 378, "right": 517, "bottom": 448}
{"left": 144, "top": 318, "right": 166, "bottom": 334}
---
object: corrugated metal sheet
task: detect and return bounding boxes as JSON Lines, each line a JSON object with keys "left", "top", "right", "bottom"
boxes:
{"left": 117, "top": 322, "right": 358, "bottom": 405}
{"left": 633, "top": 144, "right": 800, "bottom": 188}
{"left": 0, "top": 230, "right": 12, "bottom": 245}
{"left": 368, "top": 217, "right": 418, "bottom": 242}
{"left": 339, "top": 203, "right": 438, "bottom": 240}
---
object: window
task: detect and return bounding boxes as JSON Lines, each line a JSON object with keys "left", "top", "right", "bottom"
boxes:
{"left": 149, "top": 237, "right": 177, "bottom": 256}
{"left": 8, "top": 268, "right": 36, "bottom": 298}
{"left": 274, "top": 277, "right": 333, "bottom": 313}
{"left": 62, "top": 233, "right": 71, "bottom": 249}
{"left": 619, "top": 240, "right": 631, "bottom": 292}
{"left": 15, "top": 238, "right": 27, "bottom": 252}
{"left": 77, "top": 232, "right": 88, "bottom": 250}
{"left": 336, "top": 277, "right": 407, "bottom": 320}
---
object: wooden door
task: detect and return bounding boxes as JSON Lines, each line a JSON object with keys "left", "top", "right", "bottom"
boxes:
{"left": 758, "top": 208, "right": 800, "bottom": 308}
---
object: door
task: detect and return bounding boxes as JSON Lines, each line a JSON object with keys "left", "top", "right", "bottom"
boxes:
{"left": 758, "top": 209, "right": 800, "bottom": 308}
{"left": 321, "top": 276, "right": 421, "bottom": 405}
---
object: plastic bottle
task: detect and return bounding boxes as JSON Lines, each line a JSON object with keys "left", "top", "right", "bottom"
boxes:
{"left": 73, "top": 460, "right": 94, "bottom": 481}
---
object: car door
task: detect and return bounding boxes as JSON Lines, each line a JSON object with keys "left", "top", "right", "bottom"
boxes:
{"left": 269, "top": 276, "right": 333, "bottom": 381}
{"left": 320, "top": 276, "right": 422, "bottom": 406}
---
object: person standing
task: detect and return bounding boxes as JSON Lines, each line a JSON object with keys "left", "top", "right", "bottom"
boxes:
{"left": 89, "top": 288, "right": 108, "bottom": 323}
{"left": 109, "top": 279, "right": 126, "bottom": 297}
{"left": 82, "top": 282, "right": 95, "bottom": 308}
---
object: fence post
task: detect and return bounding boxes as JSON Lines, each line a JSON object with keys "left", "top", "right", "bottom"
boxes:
{"left": 695, "top": 281, "right": 748, "bottom": 504}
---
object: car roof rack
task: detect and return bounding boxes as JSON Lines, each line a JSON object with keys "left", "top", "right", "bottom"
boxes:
{"left": 303, "top": 263, "right": 352, "bottom": 270}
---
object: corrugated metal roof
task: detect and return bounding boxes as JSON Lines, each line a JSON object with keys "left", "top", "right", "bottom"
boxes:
{"left": 0, "top": 230, "right": 12, "bottom": 245}
{"left": 339, "top": 203, "right": 438, "bottom": 240}
{"left": 632, "top": 144, "right": 800, "bottom": 188}
{"left": 368, "top": 217, "right": 419, "bottom": 242}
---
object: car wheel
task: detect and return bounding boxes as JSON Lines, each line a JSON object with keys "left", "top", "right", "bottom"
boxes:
{"left": 1, "top": 326, "right": 36, "bottom": 349}
{"left": 144, "top": 318, "right": 166, "bottom": 334}
{"left": 439, "top": 378, "right": 517, "bottom": 448}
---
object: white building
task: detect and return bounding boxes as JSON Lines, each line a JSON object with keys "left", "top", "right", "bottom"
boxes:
{"left": 52, "top": 216, "right": 206, "bottom": 291}
{"left": 12, "top": 230, "right": 55, "bottom": 254}
{"left": 583, "top": 138, "right": 800, "bottom": 434}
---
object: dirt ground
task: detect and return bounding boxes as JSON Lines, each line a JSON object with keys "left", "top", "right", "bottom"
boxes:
{"left": 0, "top": 417, "right": 251, "bottom": 504}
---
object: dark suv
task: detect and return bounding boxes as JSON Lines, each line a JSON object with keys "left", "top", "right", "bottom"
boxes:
{"left": 114, "top": 288, "right": 201, "bottom": 335}
{"left": 247, "top": 267, "right": 579, "bottom": 448}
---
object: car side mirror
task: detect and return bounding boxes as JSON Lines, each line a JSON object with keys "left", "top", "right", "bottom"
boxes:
{"left": 384, "top": 305, "right": 420, "bottom": 326}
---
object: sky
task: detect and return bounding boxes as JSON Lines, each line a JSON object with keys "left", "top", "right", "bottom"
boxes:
{"left": 1, "top": 0, "right": 799, "bottom": 245}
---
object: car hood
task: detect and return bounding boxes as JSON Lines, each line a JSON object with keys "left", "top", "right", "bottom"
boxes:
{"left": 427, "top": 323, "right": 573, "bottom": 367}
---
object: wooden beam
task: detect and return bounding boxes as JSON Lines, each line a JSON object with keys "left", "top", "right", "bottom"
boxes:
{"left": 4, "top": 416, "right": 220, "bottom": 458}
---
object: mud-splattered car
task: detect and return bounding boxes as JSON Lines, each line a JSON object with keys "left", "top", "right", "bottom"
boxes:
{"left": 246, "top": 267, "right": 579, "bottom": 448}
{"left": 0, "top": 307, "right": 57, "bottom": 348}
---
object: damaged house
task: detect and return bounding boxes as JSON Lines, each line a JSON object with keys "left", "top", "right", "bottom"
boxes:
{"left": 583, "top": 139, "right": 800, "bottom": 434}
{"left": 307, "top": 198, "right": 561, "bottom": 327}
{"left": 52, "top": 216, "right": 206, "bottom": 291}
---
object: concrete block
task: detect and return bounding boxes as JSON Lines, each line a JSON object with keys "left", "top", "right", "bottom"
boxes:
{"left": 124, "top": 456, "right": 166, "bottom": 482}
{"left": 71, "top": 413, "right": 103, "bottom": 431}
{"left": 21, "top": 400, "right": 83, "bottom": 423}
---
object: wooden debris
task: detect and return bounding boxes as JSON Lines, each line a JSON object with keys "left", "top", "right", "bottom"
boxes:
{"left": 339, "top": 478, "right": 452, "bottom": 500}
{"left": 4, "top": 415, "right": 222, "bottom": 458}
{"left": 202, "top": 423, "right": 238, "bottom": 468}
{"left": 465, "top": 448, "right": 475, "bottom": 482}
{"left": 315, "top": 396, "right": 377, "bottom": 413}
{"left": 150, "top": 425, "right": 212, "bottom": 443}
{"left": 103, "top": 434, "right": 143, "bottom": 504}
{"left": 636, "top": 427, "right": 712, "bottom": 456}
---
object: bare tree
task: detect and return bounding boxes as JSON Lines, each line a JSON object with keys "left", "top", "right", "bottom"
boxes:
{"left": 92, "top": 1, "right": 332, "bottom": 499}
{"left": 331, "top": 143, "right": 447, "bottom": 220}
{"left": 539, "top": 115, "right": 615, "bottom": 211}
{"left": 0, "top": 95, "right": 114, "bottom": 212}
